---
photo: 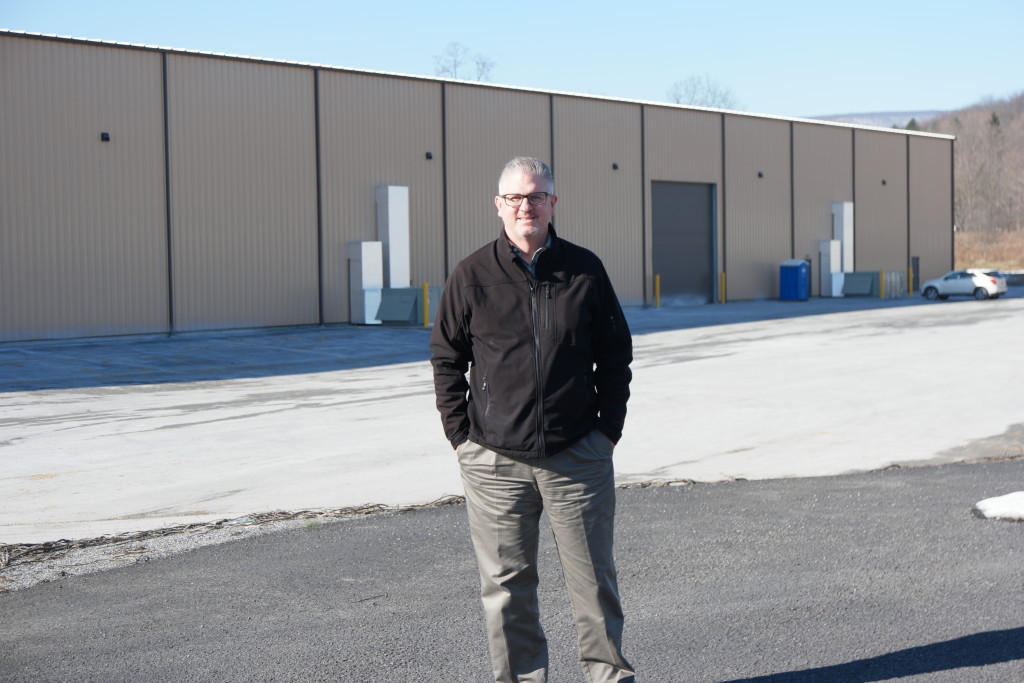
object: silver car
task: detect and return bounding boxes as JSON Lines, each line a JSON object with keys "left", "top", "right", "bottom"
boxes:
{"left": 921, "top": 269, "right": 1008, "bottom": 300}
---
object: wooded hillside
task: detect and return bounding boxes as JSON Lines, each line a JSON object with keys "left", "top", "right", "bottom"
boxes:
{"left": 920, "top": 91, "right": 1024, "bottom": 234}
{"left": 911, "top": 91, "right": 1024, "bottom": 270}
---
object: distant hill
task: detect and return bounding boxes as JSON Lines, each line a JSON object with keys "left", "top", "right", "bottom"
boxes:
{"left": 812, "top": 111, "right": 947, "bottom": 128}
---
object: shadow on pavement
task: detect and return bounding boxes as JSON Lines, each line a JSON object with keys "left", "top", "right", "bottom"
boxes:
{"left": 0, "top": 325, "right": 434, "bottom": 392}
{"left": 1, "top": 289, "right": 1018, "bottom": 392}
{"left": 723, "top": 626, "right": 1024, "bottom": 682}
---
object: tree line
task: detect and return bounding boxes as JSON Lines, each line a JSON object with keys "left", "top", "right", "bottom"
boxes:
{"left": 906, "top": 91, "right": 1024, "bottom": 233}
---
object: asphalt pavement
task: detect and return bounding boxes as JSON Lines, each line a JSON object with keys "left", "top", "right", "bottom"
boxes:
{"left": 1, "top": 460, "right": 1022, "bottom": 682}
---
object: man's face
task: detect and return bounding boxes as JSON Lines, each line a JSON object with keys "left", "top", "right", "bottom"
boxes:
{"left": 495, "top": 171, "right": 557, "bottom": 244}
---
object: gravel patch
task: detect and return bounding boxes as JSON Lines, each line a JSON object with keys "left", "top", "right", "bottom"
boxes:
{"left": 0, "top": 499, "right": 463, "bottom": 594}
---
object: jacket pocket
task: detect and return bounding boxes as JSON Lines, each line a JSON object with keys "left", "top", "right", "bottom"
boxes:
{"left": 551, "top": 276, "right": 595, "bottom": 347}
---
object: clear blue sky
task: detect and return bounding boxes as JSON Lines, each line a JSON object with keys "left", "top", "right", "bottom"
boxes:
{"left": 3, "top": 0, "right": 1022, "bottom": 118}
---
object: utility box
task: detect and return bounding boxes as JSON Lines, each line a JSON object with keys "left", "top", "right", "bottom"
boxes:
{"left": 831, "top": 202, "right": 855, "bottom": 272}
{"left": 842, "top": 271, "right": 877, "bottom": 297}
{"left": 375, "top": 286, "right": 443, "bottom": 326}
{"left": 818, "top": 239, "right": 843, "bottom": 298}
{"left": 347, "top": 241, "right": 383, "bottom": 325}
{"left": 779, "top": 259, "right": 810, "bottom": 301}
{"left": 375, "top": 185, "right": 411, "bottom": 288}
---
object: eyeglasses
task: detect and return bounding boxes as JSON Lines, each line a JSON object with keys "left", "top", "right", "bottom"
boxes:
{"left": 499, "top": 192, "right": 551, "bottom": 207}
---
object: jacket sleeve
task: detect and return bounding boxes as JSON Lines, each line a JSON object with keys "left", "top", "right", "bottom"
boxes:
{"left": 591, "top": 263, "right": 633, "bottom": 444}
{"left": 429, "top": 274, "right": 473, "bottom": 449}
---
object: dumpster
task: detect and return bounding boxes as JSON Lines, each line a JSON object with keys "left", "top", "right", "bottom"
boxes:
{"left": 780, "top": 259, "right": 810, "bottom": 301}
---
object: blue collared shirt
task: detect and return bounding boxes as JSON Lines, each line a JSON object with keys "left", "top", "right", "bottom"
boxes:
{"left": 508, "top": 234, "right": 553, "bottom": 277}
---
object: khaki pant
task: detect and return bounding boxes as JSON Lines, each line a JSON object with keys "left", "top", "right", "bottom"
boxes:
{"left": 458, "top": 430, "right": 635, "bottom": 683}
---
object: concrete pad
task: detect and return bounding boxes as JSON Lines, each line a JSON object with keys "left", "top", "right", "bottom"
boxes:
{"left": 2, "top": 292, "right": 1022, "bottom": 543}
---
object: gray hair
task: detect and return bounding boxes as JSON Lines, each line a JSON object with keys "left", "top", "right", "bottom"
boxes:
{"left": 498, "top": 157, "right": 554, "bottom": 194}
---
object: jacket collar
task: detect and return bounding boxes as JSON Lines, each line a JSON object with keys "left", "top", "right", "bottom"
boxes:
{"left": 499, "top": 224, "right": 558, "bottom": 265}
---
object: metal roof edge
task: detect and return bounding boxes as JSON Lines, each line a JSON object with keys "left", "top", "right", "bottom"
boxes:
{"left": 0, "top": 28, "right": 955, "bottom": 141}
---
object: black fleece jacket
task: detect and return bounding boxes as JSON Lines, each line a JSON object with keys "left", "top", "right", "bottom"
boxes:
{"left": 429, "top": 227, "right": 632, "bottom": 459}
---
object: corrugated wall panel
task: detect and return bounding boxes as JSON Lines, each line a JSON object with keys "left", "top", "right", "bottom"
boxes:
{"left": 553, "top": 97, "right": 644, "bottom": 304}
{"left": 724, "top": 116, "right": 792, "bottom": 299}
{"left": 793, "top": 123, "right": 853, "bottom": 295}
{"left": 0, "top": 36, "right": 168, "bottom": 341}
{"left": 166, "top": 54, "right": 318, "bottom": 331}
{"left": 1, "top": 32, "right": 958, "bottom": 341}
{"left": 444, "top": 85, "right": 551, "bottom": 267}
{"left": 854, "top": 129, "right": 908, "bottom": 271}
{"left": 319, "top": 72, "right": 444, "bottom": 323}
{"left": 909, "top": 137, "right": 954, "bottom": 282}
{"left": 643, "top": 107, "right": 723, "bottom": 302}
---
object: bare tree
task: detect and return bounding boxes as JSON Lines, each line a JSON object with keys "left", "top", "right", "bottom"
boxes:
{"left": 434, "top": 42, "right": 495, "bottom": 82}
{"left": 931, "top": 90, "right": 1024, "bottom": 233}
{"left": 473, "top": 54, "right": 495, "bottom": 82}
{"left": 667, "top": 75, "right": 739, "bottom": 109}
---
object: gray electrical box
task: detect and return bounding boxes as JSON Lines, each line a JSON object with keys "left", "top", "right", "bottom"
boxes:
{"left": 375, "top": 286, "right": 443, "bottom": 325}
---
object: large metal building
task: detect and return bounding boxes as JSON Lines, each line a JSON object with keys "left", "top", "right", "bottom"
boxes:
{"left": 0, "top": 30, "right": 955, "bottom": 342}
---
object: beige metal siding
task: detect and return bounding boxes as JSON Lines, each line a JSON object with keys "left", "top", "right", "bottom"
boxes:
{"left": 553, "top": 97, "right": 644, "bottom": 304}
{"left": 643, "top": 107, "right": 723, "bottom": 301}
{"left": 0, "top": 36, "right": 168, "bottom": 341}
{"left": 318, "top": 72, "right": 444, "bottom": 323}
{"left": 854, "top": 130, "right": 908, "bottom": 271}
{"left": 909, "top": 137, "right": 953, "bottom": 281}
{"left": 0, "top": 32, "right": 958, "bottom": 341}
{"left": 444, "top": 85, "right": 551, "bottom": 267}
{"left": 793, "top": 123, "right": 853, "bottom": 295}
{"left": 166, "top": 54, "right": 319, "bottom": 331}
{"left": 724, "top": 116, "right": 792, "bottom": 299}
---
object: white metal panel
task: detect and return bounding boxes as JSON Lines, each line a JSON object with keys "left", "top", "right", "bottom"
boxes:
{"left": 793, "top": 122, "right": 853, "bottom": 295}
{"left": 444, "top": 84, "right": 551, "bottom": 268}
{"left": 909, "top": 137, "right": 954, "bottom": 281}
{"left": 318, "top": 72, "right": 444, "bottom": 323}
{"left": 166, "top": 54, "right": 319, "bottom": 331}
{"left": 375, "top": 185, "right": 411, "bottom": 288}
{"left": 723, "top": 115, "right": 792, "bottom": 300}
{"left": 553, "top": 97, "right": 644, "bottom": 304}
{"left": 854, "top": 129, "right": 908, "bottom": 272}
{"left": 0, "top": 35, "right": 168, "bottom": 341}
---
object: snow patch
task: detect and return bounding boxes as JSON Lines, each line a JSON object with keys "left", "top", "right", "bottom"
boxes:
{"left": 974, "top": 491, "right": 1024, "bottom": 521}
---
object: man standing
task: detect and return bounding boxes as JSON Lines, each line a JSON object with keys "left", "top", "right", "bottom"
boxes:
{"left": 430, "top": 157, "right": 635, "bottom": 682}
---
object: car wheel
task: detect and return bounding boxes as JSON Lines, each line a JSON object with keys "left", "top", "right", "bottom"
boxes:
{"left": 923, "top": 287, "right": 939, "bottom": 300}
{"left": 973, "top": 287, "right": 989, "bottom": 300}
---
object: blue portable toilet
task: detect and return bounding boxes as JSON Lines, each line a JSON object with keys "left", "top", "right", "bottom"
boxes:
{"left": 780, "top": 259, "right": 810, "bottom": 301}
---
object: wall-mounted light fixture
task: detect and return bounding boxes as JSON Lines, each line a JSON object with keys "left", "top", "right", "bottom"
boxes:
{"left": 882, "top": 179, "right": 887, "bottom": 186}
{"left": 612, "top": 163, "right": 619, "bottom": 170}
{"left": 757, "top": 171, "right": 764, "bottom": 178}
{"left": 425, "top": 152, "right": 433, "bottom": 160}
{"left": 100, "top": 132, "right": 111, "bottom": 142}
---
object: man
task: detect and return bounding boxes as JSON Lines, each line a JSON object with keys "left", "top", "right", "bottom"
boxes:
{"left": 430, "top": 156, "right": 635, "bottom": 682}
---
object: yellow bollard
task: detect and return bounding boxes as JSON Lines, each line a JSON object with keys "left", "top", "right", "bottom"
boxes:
{"left": 654, "top": 274, "right": 661, "bottom": 308}
{"left": 422, "top": 282, "right": 430, "bottom": 327}
{"left": 879, "top": 270, "right": 885, "bottom": 299}
{"left": 719, "top": 272, "right": 726, "bottom": 304}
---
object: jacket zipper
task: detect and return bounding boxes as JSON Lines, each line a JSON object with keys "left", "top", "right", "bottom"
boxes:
{"left": 482, "top": 375, "right": 490, "bottom": 424}
{"left": 543, "top": 283, "right": 551, "bottom": 330}
{"left": 529, "top": 279, "right": 545, "bottom": 458}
